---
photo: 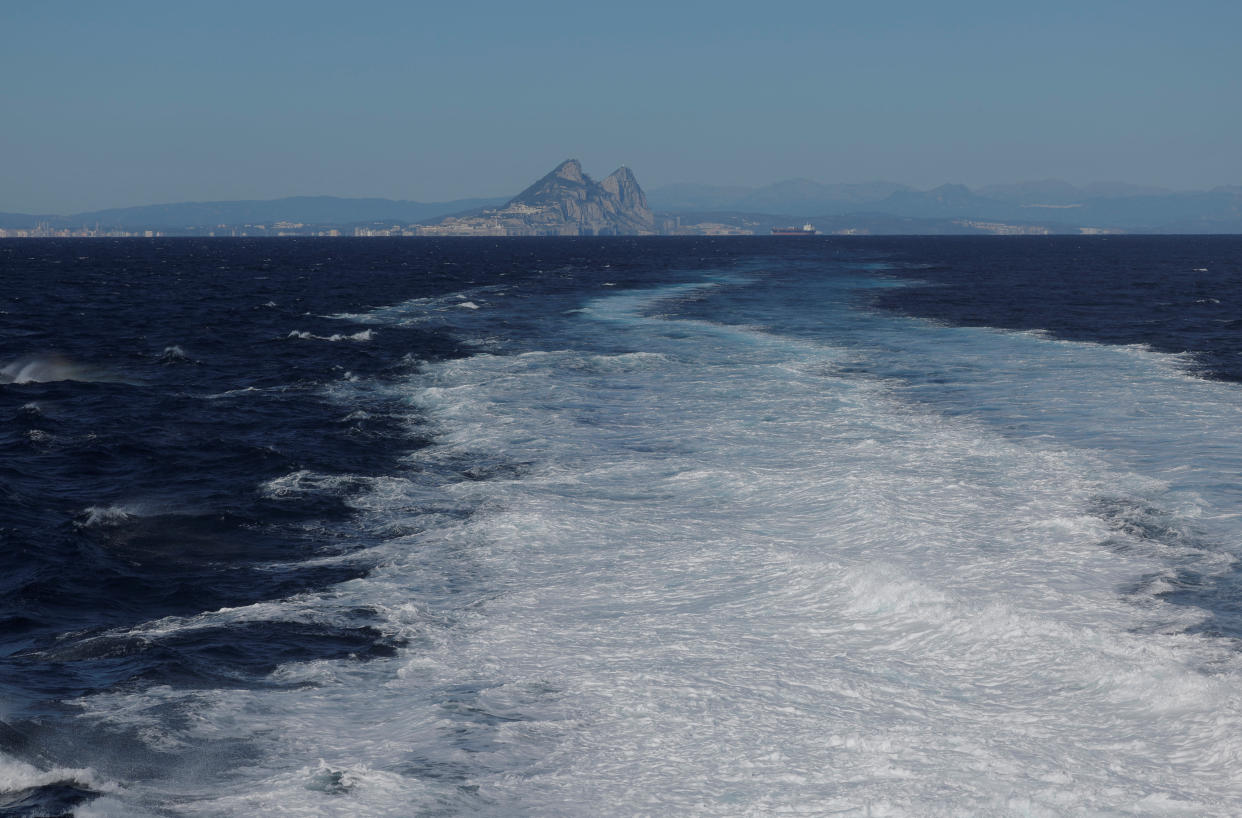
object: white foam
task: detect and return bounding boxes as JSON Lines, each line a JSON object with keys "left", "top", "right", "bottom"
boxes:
{"left": 327, "top": 286, "right": 505, "bottom": 327}
{"left": 287, "top": 330, "right": 375, "bottom": 342}
{"left": 261, "top": 470, "right": 357, "bottom": 499}
{"left": 1, "top": 355, "right": 94, "bottom": 384}
{"left": 201, "top": 386, "right": 263, "bottom": 399}
{"left": 73, "top": 796, "right": 161, "bottom": 818}
{"left": 0, "top": 755, "right": 116, "bottom": 796}
{"left": 80, "top": 505, "right": 139, "bottom": 527}
{"left": 74, "top": 279, "right": 1242, "bottom": 815}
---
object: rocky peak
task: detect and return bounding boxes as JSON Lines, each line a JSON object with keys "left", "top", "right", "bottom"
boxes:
{"left": 601, "top": 166, "right": 649, "bottom": 212}
{"left": 427, "top": 159, "right": 656, "bottom": 236}
{"left": 502, "top": 159, "right": 654, "bottom": 235}
{"left": 509, "top": 159, "right": 592, "bottom": 207}
{"left": 553, "top": 159, "right": 585, "bottom": 183}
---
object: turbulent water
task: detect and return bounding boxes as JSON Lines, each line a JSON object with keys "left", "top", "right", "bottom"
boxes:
{"left": 2, "top": 235, "right": 1241, "bottom": 816}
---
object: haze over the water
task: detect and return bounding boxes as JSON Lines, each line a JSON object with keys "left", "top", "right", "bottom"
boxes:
{"left": 3, "top": 0, "right": 1239, "bottom": 214}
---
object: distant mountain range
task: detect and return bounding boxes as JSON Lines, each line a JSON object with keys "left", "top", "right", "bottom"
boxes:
{"left": 0, "top": 196, "right": 507, "bottom": 231}
{"left": 647, "top": 179, "right": 1242, "bottom": 233}
{"left": 3, "top": 175, "right": 1241, "bottom": 235}
{"left": 649, "top": 180, "right": 912, "bottom": 215}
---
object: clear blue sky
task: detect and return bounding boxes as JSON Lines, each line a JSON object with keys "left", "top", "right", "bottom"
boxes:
{"left": 3, "top": 0, "right": 1240, "bottom": 213}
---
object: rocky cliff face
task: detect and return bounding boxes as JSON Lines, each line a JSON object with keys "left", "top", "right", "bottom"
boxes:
{"left": 420, "top": 159, "right": 655, "bottom": 236}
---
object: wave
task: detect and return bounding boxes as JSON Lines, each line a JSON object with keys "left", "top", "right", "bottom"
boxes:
{"left": 79, "top": 505, "right": 142, "bottom": 527}
{"left": 159, "top": 345, "right": 191, "bottom": 363}
{"left": 0, "top": 755, "right": 118, "bottom": 816}
{"left": 56, "top": 273, "right": 1242, "bottom": 815}
{"left": 205, "top": 386, "right": 258, "bottom": 399}
{"left": 328, "top": 286, "right": 505, "bottom": 326}
{"left": 343, "top": 286, "right": 1242, "bottom": 813}
{"left": 1, "top": 355, "right": 97, "bottom": 384}
{"left": 0, "top": 757, "right": 115, "bottom": 795}
{"left": 287, "top": 329, "right": 375, "bottom": 342}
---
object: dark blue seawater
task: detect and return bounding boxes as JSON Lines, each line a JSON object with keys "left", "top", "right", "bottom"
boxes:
{"left": 2, "top": 236, "right": 1241, "bottom": 815}
{"left": 870, "top": 235, "right": 1242, "bottom": 383}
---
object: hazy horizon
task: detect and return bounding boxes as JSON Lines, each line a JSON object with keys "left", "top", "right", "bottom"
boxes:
{"left": 4, "top": 0, "right": 1240, "bottom": 213}
{"left": 4, "top": 172, "right": 1232, "bottom": 218}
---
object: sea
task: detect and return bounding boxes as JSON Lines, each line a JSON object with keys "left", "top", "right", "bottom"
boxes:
{"left": 2, "top": 235, "right": 1241, "bottom": 816}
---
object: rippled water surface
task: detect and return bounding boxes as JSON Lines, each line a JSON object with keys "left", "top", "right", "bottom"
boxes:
{"left": 2, "top": 236, "right": 1241, "bottom": 816}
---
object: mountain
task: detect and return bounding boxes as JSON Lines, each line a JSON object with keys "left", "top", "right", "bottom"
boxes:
{"left": 977, "top": 180, "right": 1184, "bottom": 206}
{"left": 68, "top": 196, "right": 508, "bottom": 229}
{"left": 419, "top": 160, "right": 656, "bottom": 236}
{"left": 645, "top": 183, "right": 754, "bottom": 211}
{"left": 1072, "top": 190, "right": 1242, "bottom": 231}
{"left": 977, "top": 179, "right": 1085, "bottom": 206}
{"left": 661, "top": 209, "right": 1051, "bottom": 236}
{"left": 0, "top": 197, "right": 508, "bottom": 231}
{"left": 648, "top": 179, "right": 910, "bottom": 215}
{"left": 0, "top": 212, "right": 58, "bottom": 230}
{"left": 5, "top": 170, "right": 1242, "bottom": 237}
{"left": 737, "top": 180, "right": 912, "bottom": 214}
{"left": 1082, "top": 181, "right": 1173, "bottom": 199}
{"left": 875, "top": 184, "right": 1023, "bottom": 220}
{"left": 648, "top": 177, "right": 1242, "bottom": 232}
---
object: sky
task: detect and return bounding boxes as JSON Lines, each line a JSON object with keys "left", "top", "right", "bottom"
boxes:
{"left": 3, "top": 0, "right": 1240, "bottom": 213}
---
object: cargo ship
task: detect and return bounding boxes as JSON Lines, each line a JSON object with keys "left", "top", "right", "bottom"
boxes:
{"left": 771, "top": 223, "right": 818, "bottom": 236}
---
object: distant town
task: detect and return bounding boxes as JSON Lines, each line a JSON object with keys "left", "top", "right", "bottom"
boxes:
{"left": 0, "top": 219, "right": 1121, "bottom": 239}
{"left": 0, "top": 219, "right": 760, "bottom": 239}
{"left": 0, "top": 221, "right": 342, "bottom": 239}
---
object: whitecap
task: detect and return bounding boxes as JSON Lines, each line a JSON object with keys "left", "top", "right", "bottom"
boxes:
{"left": 0, "top": 755, "right": 117, "bottom": 797}
{"left": 202, "top": 386, "right": 263, "bottom": 400}
{"left": 287, "top": 330, "right": 375, "bottom": 342}
{"left": 79, "top": 505, "right": 142, "bottom": 527}
{"left": 1, "top": 355, "right": 93, "bottom": 384}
